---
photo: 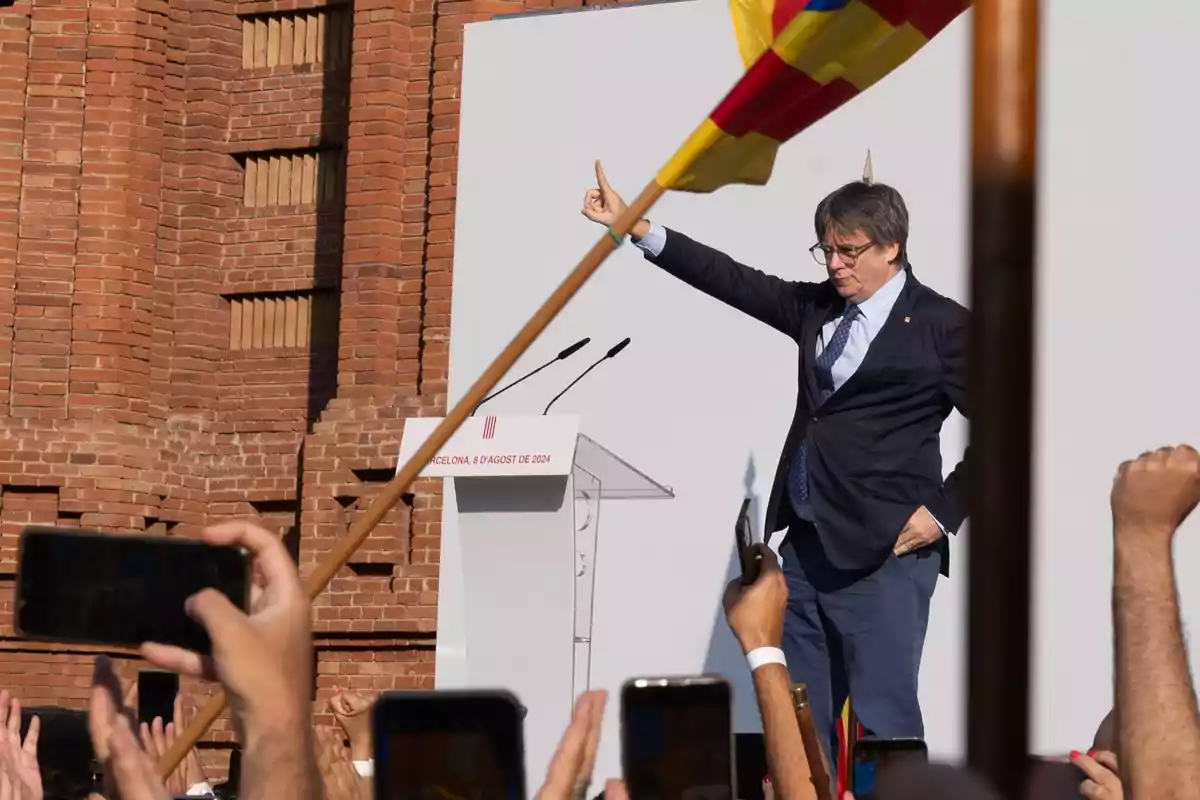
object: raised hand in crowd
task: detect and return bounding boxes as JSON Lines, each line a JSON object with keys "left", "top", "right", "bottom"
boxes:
{"left": 329, "top": 689, "right": 372, "bottom": 764}
{"left": 1071, "top": 750, "right": 1123, "bottom": 800}
{"left": 722, "top": 543, "right": 786, "bottom": 654}
{"left": 0, "top": 691, "right": 41, "bottom": 800}
{"left": 313, "top": 725, "right": 365, "bottom": 800}
{"left": 1063, "top": 709, "right": 1123, "bottom": 800}
{"left": 535, "top": 690, "right": 617, "bottom": 800}
{"left": 140, "top": 520, "right": 319, "bottom": 800}
{"left": 723, "top": 544, "right": 819, "bottom": 800}
{"left": 137, "top": 693, "right": 209, "bottom": 797}
{"left": 1110, "top": 445, "right": 1200, "bottom": 800}
{"left": 87, "top": 656, "right": 170, "bottom": 800}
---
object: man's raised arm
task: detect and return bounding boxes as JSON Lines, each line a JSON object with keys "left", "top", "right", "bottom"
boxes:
{"left": 582, "top": 160, "right": 814, "bottom": 337}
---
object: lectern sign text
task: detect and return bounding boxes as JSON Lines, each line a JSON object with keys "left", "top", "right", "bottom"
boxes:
{"left": 395, "top": 414, "right": 581, "bottom": 478}
{"left": 429, "top": 452, "right": 554, "bottom": 467}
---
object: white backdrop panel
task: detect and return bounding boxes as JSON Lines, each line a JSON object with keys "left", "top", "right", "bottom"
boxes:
{"left": 442, "top": 0, "right": 1200, "bottom": 784}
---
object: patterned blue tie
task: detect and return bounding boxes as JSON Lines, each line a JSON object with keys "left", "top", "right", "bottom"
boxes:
{"left": 788, "top": 305, "right": 862, "bottom": 510}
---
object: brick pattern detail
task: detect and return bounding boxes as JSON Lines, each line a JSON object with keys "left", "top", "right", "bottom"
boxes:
{"left": 0, "top": 0, "right": 642, "bottom": 779}
{"left": 0, "top": 5, "right": 29, "bottom": 414}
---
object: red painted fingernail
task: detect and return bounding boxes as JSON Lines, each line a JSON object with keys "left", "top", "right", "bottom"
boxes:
{"left": 1087, "top": 750, "right": 1096, "bottom": 757}
{"left": 1070, "top": 750, "right": 1081, "bottom": 759}
{"left": 764, "top": 776, "right": 771, "bottom": 784}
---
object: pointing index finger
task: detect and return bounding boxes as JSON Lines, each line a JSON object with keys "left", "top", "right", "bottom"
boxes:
{"left": 594, "top": 159, "right": 610, "bottom": 191}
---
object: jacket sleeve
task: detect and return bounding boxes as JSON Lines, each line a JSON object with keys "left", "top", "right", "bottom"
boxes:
{"left": 925, "top": 301, "right": 971, "bottom": 533}
{"left": 645, "top": 227, "right": 814, "bottom": 338}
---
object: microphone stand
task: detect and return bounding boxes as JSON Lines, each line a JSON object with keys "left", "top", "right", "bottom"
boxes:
{"left": 472, "top": 337, "right": 590, "bottom": 415}
{"left": 543, "top": 338, "right": 630, "bottom": 414}
{"left": 544, "top": 357, "right": 606, "bottom": 415}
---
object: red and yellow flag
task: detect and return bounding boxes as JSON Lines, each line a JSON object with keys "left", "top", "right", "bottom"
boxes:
{"left": 658, "top": 0, "right": 971, "bottom": 193}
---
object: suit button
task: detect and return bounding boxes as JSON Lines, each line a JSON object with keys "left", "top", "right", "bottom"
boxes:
{"left": 811, "top": 416, "right": 818, "bottom": 423}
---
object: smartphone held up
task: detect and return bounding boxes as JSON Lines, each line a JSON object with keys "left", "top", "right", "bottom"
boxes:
{"left": 735, "top": 498, "right": 762, "bottom": 585}
{"left": 15, "top": 526, "right": 252, "bottom": 654}
{"left": 622, "top": 675, "right": 736, "bottom": 800}
{"left": 373, "top": 689, "right": 526, "bottom": 800}
{"left": 851, "top": 736, "right": 929, "bottom": 799}
{"left": 138, "top": 669, "right": 180, "bottom": 726}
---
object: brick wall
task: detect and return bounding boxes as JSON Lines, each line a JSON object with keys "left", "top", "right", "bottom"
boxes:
{"left": 0, "top": 0, "right": 632, "bottom": 780}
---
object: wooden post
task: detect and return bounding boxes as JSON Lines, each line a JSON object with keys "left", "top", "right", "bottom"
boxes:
{"left": 966, "top": 0, "right": 1040, "bottom": 795}
{"left": 791, "top": 685, "right": 835, "bottom": 800}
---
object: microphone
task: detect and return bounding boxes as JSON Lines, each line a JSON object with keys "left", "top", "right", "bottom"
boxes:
{"left": 472, "top": 337, "right": 591, "bottom": 415}
{"left": 543, "top": 337, "right": 631, "bottom": 415}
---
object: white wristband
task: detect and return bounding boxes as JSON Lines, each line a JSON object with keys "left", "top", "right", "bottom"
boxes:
{"left": 746, "top": 646, "right": 787, "bottom": 672}
{"left": 354, "top": 759, "right": 374, "bottom": 778}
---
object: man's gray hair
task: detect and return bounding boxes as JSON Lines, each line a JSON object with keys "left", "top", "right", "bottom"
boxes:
{"left": 813, "top": 181, "right": 910, "bottom": 266}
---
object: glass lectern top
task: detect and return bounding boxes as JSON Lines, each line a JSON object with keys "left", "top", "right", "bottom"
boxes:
{"left": 572, "top": 434, "right": 674, "bottom": 499}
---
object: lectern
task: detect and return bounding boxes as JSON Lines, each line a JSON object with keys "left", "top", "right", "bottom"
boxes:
{"left": 397, "top": 414, "right": 673, "bottom": 772}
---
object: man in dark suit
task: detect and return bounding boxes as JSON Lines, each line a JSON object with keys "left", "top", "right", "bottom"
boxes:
{"left": 581, "top": 161, "right": 969, "bottom": 760}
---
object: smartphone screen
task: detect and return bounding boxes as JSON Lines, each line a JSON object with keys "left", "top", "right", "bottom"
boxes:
{"left": 1026, "top": 758, "right": 1091, "bottom": 800}
{"left": 852, "top": 737, "right": 928, "bottom": 799}
{"left": 213, "top": 748, "right": 241, "bottom": 800}
{"left": 20, "top": 707, "right": 93, "bottom": 789}
{"left": 373, "top": 690, "right": 525, "bottom": 800}
{"left": 16, "top": 527, "right": 251, "bottom": 654}
{"left": 735, "top": 498, "right": 760, "bottom": 585}
{"left": 622, "top": 677, "right": 734, "bottom": 800}
{"left": 137, "top": 670, "right": 179, "bottom": 726}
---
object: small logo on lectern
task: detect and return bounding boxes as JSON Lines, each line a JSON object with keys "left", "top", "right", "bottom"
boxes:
{"left": 482, "top": 416, "right": 497, "bottom": 440}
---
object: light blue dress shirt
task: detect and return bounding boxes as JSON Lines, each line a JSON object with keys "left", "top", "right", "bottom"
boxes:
{"left": 634, "top": 222, "right": 944, "bottom": 534}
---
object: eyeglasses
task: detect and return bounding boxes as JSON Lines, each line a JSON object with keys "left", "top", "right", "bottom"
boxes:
{"left": 809, "top": 241, "right": 875, "bottom": 266}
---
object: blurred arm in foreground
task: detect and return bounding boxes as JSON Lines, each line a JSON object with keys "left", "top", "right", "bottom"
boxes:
{"left": 724, "top": 544, "right": 819, "bottom": 800}
{"left": 1110, "top": 446, "right": 1200, "bottom": 799}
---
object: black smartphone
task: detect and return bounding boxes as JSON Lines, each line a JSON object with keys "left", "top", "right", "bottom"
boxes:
{"left": 1026, "top": 758, "right": 1090, "bottom": 800}
{"left": 372, "top": 690, "right": 525, "bottom": 800}
{"left": 15, "top": 526, "right": 252, "bottom": 654}
{"left": 851, "top": 737, "right": 928, "bottom": 799}
{"left": 137, "top": 670, "right": 179, "bottom": 726}
{"left": 213, "top": 747, "right": 241, "bottom": 800}
{"left": 736, "top": 498, "right": 760, "bottom": 585}
{"left": 621, "top": 676, "right": 735, "bottom": 800}
{"left": 20, "top": 707, "right": 94, "bottom": 799}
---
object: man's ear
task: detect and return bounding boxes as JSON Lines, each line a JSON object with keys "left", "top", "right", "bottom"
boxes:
{"left": 881, "top": 242, "right": 900, "bottom": 264}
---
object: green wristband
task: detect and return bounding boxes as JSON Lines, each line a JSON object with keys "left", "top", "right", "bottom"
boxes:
{"left": 607, "top": 227, "right": 625, "bottom": 247}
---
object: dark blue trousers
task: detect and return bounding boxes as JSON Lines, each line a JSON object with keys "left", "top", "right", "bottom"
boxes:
{"left": 779, "top": 522, "right": 941, "bottom": 770}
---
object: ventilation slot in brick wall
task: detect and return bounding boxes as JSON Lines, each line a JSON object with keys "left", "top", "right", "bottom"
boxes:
{"left": 242, "top": 150, "right": 344, "bottom": 209}
{"left": 241, "top": 7, "right": 351, "bottom": 71}
{"left": 332, "top": 470, "right": 410, "bottom": 567}
{"left": 229, "top": 291, "right": 337, "bottom": 351}
{"left": 250, "top": 499, "right": 300, "bottom": 563}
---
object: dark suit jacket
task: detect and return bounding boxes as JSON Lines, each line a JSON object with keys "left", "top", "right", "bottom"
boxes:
{"left": 647, "top": 229, "right": 970, "bottom": 573}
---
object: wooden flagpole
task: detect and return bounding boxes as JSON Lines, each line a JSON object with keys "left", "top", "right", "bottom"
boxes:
{"left": 155, "top": 179, "right": 667, "bottom": 776}
{"left": 965, "top": 0, "right": 1039, "bottom": 795}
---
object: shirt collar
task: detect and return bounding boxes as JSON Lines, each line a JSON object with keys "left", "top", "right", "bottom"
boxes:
{"left": 851, "top": 268, "right": 907, "bottom": 320}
